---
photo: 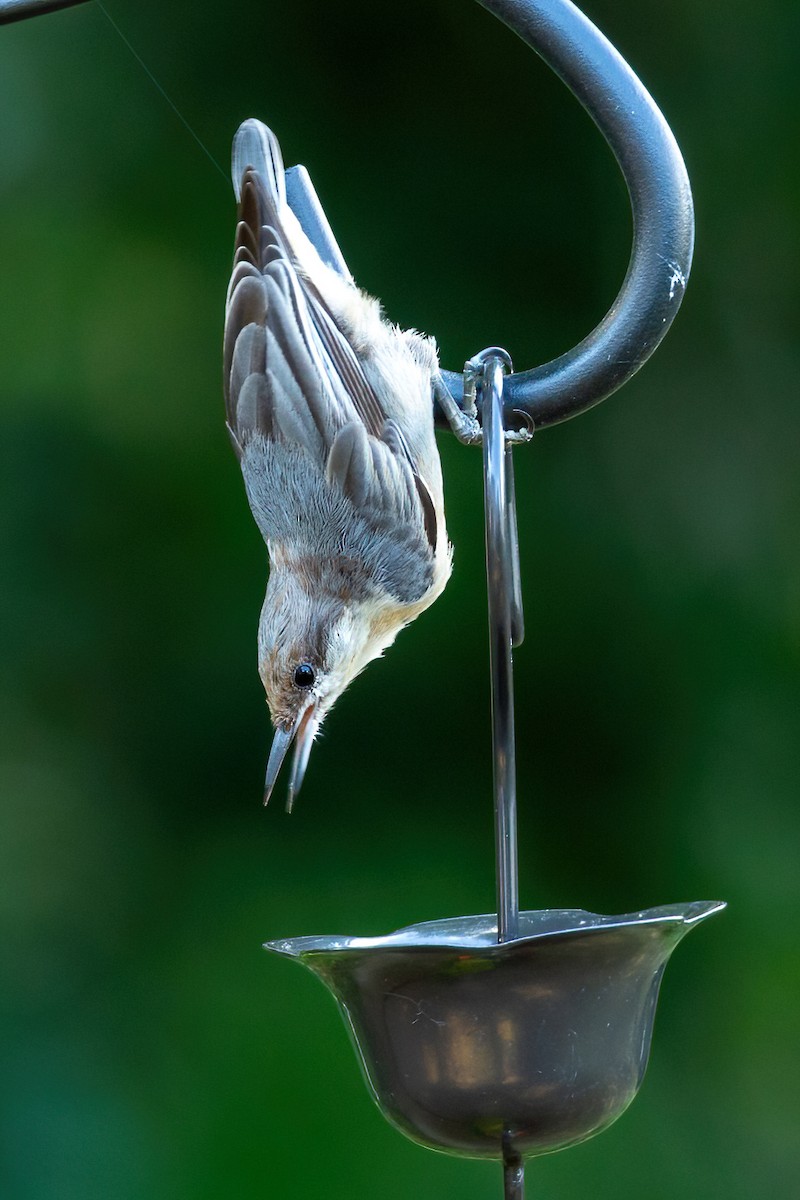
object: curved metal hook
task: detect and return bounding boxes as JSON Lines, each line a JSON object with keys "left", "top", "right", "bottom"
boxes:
{"left": 436, "top": 0, "right": 694, "bottom": 430}
{"left": 285, "top": 0, "right": 694, "bottom": 433}
{"left": 0, "top": 0, "right": 89, "bottom": 24}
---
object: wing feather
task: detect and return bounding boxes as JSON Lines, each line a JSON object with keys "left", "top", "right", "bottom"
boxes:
{"left": 235, "top": 372, "right": 272, "bottom": 440}
{"left": 225, "top": 119, "right": 438, "bottom": 550}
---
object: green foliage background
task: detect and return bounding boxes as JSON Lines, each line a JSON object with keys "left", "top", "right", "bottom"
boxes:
{"left": 1, "top": 1, "right": 798, "bottom": 1196}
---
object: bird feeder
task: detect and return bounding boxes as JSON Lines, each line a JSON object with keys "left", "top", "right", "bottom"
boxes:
{"left": 0, "top": 0, "right": 725, "bottom": 1195}
{"left": 264, "top": 3, "right": 724, "bottom": 1196}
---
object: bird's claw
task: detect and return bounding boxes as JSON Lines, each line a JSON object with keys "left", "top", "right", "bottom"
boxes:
{"left": 504, "top": 423, "right": 535, "bottom": 445}
{"left": 433, "top": 372, "right": 481, "bottom": 444}
{"left": 433, "top": 372, "right": 534, "bottom": 447}
{"left": 448, "top": 410, "right": 484, "bottom": 445}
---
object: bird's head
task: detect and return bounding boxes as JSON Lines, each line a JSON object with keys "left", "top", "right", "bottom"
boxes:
{"left": 257, "top": 572, "right": 398, "bottom": 809}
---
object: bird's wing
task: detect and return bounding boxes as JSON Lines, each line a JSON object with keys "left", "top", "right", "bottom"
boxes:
{"left": 224, "top": 119, "right": 437, "bottom": 549}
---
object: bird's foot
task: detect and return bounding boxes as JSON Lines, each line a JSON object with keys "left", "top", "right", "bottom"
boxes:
{"left": 433, "top": 373, "right": 482, "bottom": 444}
{"left": 448, "top": 409, "right": 484, "bottom": 446}
{"left": 433, "top": 371, "right": 534, "bottom": 447}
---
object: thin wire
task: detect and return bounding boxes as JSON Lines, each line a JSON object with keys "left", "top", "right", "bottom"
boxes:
{"left": 93, "top": 0, "right": 229, "bottom": 184}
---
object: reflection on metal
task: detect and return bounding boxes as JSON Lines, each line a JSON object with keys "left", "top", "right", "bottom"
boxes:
{"left": 0, "top": 0, "right": 89, "bottom": 24}
{"left": 266, "top": 904, "right": 725, "bottom": 1160}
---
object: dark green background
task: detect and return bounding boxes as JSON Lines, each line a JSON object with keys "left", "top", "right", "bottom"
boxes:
{"left": 1, "top": 1, "right": 798, "bottom": 1196}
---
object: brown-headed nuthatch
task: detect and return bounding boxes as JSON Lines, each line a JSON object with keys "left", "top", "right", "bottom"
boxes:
{"left": 224, "top": 120, "right": 459, "bottom": 809}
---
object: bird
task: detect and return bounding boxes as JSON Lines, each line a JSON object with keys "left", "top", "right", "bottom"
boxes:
{"left": 223, "top": 119, "right": 457, "bottom": 810}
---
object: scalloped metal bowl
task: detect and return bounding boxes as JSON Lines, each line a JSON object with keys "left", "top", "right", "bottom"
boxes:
{"left": 266, "top": 901, "right": 724, "bottom": 1159}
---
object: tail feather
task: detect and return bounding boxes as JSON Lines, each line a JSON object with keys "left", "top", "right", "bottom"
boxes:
{"left": 232, "top": 119, "right": 286, "bottom": 208}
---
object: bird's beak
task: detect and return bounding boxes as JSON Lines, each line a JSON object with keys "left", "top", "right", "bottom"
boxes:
{"left": 264, "top": 700, "right": 319, "bottom": 811}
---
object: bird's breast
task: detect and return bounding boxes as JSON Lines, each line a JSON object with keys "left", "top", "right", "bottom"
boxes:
{"left": 246, "top": 446, "right": 441, "bottom": 608}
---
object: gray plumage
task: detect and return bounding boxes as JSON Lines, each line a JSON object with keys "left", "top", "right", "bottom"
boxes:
{"left": 224, "top": 119, "right": 452, "bottom": 807}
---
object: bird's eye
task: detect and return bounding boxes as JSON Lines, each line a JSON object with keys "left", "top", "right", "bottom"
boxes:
{"left": 293, "top": 663, "right": 316, "bottom": 689}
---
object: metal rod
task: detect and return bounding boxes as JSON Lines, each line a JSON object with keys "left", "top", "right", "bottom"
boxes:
{"left": 481, "top": 351, "right": 521, "bottom": 945}
{"left": 0, "top": 0, "right": 89, "bottom": 23}
{"left": 438, "top": 0, "right": 694, "bottom": 429}
{"left": 503, "top": 1139, "right": 526, "bottom": 1200}
{"left": 505, "top": 440, "right": 525, "bottom": 648}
